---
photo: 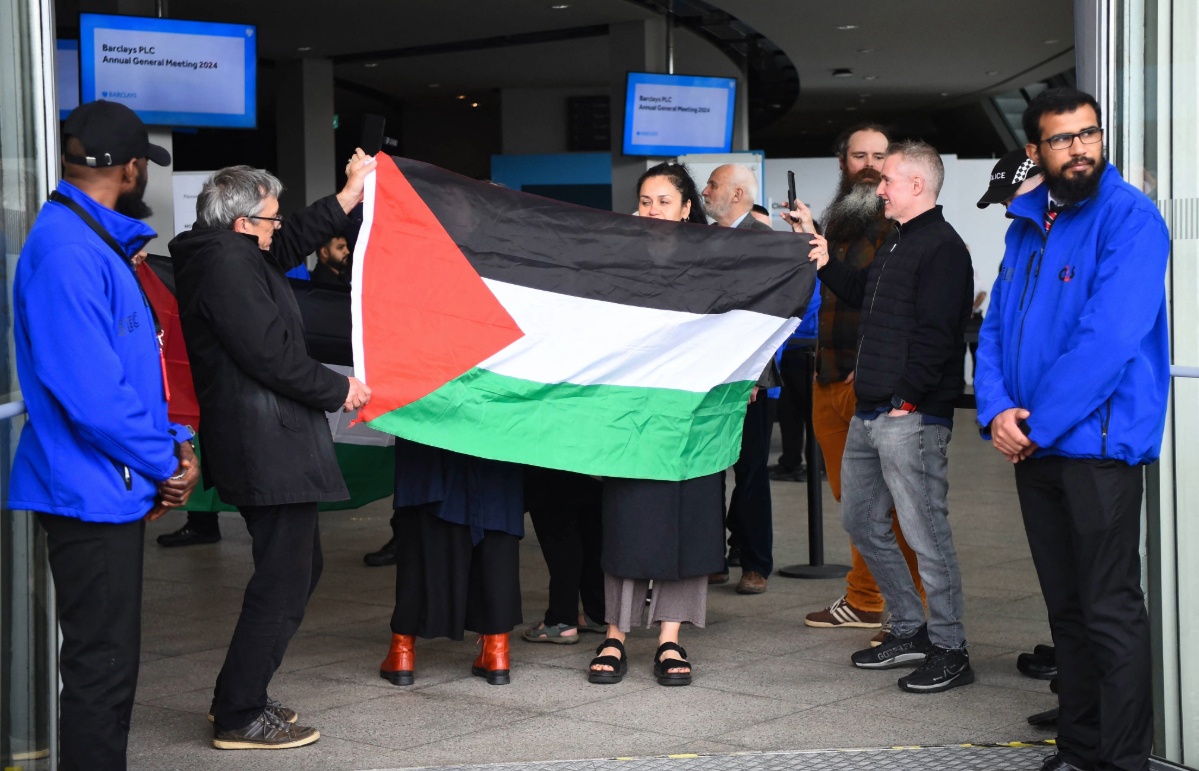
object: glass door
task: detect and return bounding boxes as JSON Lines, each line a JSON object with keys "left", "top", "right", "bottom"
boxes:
{"left": 0, "top": 0, "right": 59, "bottom": 766}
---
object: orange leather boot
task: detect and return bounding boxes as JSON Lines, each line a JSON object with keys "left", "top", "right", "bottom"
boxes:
{"left": 471, "top": 633, "right": 510, "bottom": 685}
{"left": 380, "top": 634, "right": 415, "bottom": 686}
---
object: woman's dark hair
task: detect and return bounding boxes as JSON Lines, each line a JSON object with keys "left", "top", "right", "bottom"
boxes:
{"left": 1022, "top": 87, "right": 1103, "bottom": 145}
{"left": 636, "top": 162, "right": 707, "bottom": 224}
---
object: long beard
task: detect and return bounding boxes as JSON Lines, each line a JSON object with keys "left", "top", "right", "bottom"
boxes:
{"left": 115, "top": 166, "right": 153, "bottom": 220}
{"left": 822, "top": 172, "right": 885, "bottom": 243}
{"left": 1044, "top": 154, "right": 1106, "bottom": 207}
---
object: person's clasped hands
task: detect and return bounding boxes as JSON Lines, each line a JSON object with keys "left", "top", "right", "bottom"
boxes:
{"left": 146, "top": 440, "right": 201, "bottom": 521}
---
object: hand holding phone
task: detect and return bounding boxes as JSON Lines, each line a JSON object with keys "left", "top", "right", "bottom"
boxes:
{"left": 787, "top": 171, "right": 797, "bottom": 212}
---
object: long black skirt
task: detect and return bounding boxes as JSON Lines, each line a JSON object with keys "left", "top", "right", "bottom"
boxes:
{"left": 390, "top": 504, "right": 522, "bottom": 640}
{"left": 601, "top": 472, "right": 725, "bottom": 581}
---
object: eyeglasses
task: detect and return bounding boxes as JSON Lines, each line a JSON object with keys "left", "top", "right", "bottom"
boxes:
{"left": 245, "top": 213, "right": 284, "bottom": 226}
{"left": 1041, "top": 127, "right": 1104, "bottom": 150}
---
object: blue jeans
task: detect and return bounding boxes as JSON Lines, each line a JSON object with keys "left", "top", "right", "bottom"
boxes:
{"left": 840, "top": 413, "right": 965, "bottom": 649}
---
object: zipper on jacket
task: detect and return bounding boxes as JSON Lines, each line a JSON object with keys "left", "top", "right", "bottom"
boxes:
{"left": 1100, "top": 398, "right": 1112, "bottom": 456}
{"left": 855, "top": 233, "right": 900, "bottom": 376}
{"left": 111, "top": 459, "right": 133, "bottom": 491}
{"left": 1013, "top": 225, "right": 1050, "bottom": 401}
{"left": 1017, "top": 250, "right": 1037, "bottom": 310}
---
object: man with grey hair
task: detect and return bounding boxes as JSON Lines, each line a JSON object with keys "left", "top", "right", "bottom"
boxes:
{"left": 169, "top": 151, "right": 374, "bottom": 749}
{"left": 808, "top": 139, "right": 974, "bottom": 693}
{"left": 701, "top": 163, "right": 779, "bottom": 595}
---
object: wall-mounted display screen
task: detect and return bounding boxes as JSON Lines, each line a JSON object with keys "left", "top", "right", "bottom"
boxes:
{"left": 622, "top": 72, "right": 737, "bottom": 157}
{"left": 79, "top": 13, "right": 257, "bottom": 128}
{"left": 57, "top": 39, "right": 80, "bottom": 119}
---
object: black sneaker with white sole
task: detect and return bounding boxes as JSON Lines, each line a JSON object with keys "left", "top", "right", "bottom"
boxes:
{"left": 898, "top": 646, "right": 975, "bottom": 693}
{"left": 851, "top": 624, "right": 932, "bottom": 669}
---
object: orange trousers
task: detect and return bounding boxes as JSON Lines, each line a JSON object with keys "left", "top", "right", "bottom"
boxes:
{"left": 811, "top": 379, "right": 926, "bottom": 613}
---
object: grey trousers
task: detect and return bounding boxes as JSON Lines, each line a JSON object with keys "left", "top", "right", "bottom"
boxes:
{"left": 603, "top": 573, "right": 708, "bottom": 633}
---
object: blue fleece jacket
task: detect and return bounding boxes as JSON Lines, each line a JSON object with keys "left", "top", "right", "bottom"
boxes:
{"left": 974, "top": 164, "right": 1170, "bottom": 464}
{"left": 9, "top": 181, "right": 190, "bottom": 522}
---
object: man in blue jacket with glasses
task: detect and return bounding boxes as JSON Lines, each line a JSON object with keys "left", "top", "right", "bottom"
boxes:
{"left": 8, "top": 100, "right": 200, "bottom": 771}
{"left": 975, "top": 87, "right": 1170, "bottom": 771}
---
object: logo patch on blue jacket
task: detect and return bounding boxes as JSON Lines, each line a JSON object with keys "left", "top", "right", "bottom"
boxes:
{"left": 1058, "top": 266, "right": 1076, "bottom": 282}
{"left": 1000, "top": 267, "right": 1015, "bottom": 282}
{"left": 116, "top": 311, "right": 140, "bottom": 336}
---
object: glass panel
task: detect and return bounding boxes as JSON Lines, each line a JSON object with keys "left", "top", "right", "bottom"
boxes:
{"left": 0, "top": 0, "right": 55, "bottom": 766}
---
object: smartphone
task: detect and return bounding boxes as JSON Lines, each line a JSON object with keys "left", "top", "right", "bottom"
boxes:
{"left": 786, "top": 171, "right": 797, "bottom": 212}
{"left": 360, "top": 114, "right": 387, "bottom": 156}
{"left": 1017, "top": 418, "right": 1032, "bottom": 437}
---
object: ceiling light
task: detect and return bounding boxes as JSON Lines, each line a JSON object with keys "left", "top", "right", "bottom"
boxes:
{"left": 457, "top": 94, "right": 467, "bottom": 100}
{"left": 1044, "top": 38, "right": 1059, "bottom": 44}
{"left": 470, "top": 102, "right": 480, "bottom": 108}
{"left": 836, "top": 24, "right": 859, "bottom": 30}
{"left": 857, "top": 48, "right": 874, "bottom": 53}
{"left": 941, "top": 92, "right": 950, "bottom": 97}
{"left": 832, "top": 68, "right": 854, "bottom": 78}
{"left": 363, "top": 62, "right": 378, "bottom": 68}
{"left": 297, "top": 46, "right": 312, "bottom": 52}
{"left": 551, "top": 3, "right": 570, "bottom": 8}
{"left": 862, "top": 75, "right": 878, "bottom": 81}
{"left": 985, "top": 70, "right": 1000, "bottom": 75}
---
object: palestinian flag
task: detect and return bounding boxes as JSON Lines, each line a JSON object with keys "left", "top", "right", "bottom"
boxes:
{"left": 353, "top": 155, "right": 815, "bottom": 481}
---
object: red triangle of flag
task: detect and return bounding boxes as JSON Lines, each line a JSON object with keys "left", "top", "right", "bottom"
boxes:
{"left": 356, "top": 155, "right": 524, "bottom": 421}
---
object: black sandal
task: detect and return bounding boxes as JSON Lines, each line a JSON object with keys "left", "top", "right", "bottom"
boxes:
{"left": 653, "top": 641, "right": 692, "bottom": 686}
{"left": 587, "top": 638, "right": 627, "bottom": 684}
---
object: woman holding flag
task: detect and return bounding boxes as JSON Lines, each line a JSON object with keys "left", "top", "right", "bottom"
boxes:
{"left": 587, "top": 163, "right": 722, "bottom": 688}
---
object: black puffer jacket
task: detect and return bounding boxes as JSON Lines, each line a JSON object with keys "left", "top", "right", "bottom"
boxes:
{"left": 817, "top": 206, "right": 972, "bottom": 420}
{"left": 169, "top": 196, "right": 352, "bottom": 506}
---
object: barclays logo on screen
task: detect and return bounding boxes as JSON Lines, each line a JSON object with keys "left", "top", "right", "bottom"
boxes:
{"left": 102, "top": 91, "right": 138, "bottom": 99}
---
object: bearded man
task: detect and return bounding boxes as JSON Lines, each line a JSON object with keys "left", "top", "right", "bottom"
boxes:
{"left": 783, "top": 124, "right": 926, "bottom": 642}
{"left": 975, "top": 87, "right": 1169, "bottom": 771}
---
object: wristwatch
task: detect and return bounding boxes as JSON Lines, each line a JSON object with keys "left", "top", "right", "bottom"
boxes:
{"left": 890, "top": 395, "right": 918, "bottom": 413}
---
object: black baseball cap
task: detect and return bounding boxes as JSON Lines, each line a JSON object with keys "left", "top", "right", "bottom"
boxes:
{"left": 62, "top": 100, "right": 171, "bottom": 168}
{"left": 977, "top": 149, "right": 1042, "bottom": 208}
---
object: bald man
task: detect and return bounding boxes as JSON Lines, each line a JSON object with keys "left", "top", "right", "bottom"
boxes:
{"left": 702, "top": 164, "right": 779, "bottom": 595}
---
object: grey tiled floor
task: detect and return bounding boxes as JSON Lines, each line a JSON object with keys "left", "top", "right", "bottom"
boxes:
{"left": 130, "top": 417, "right": 1059, "bottom": 770}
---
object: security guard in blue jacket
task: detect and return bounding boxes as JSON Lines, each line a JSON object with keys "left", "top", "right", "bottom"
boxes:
{"left": 9, "top": 101, "right": 199, "bottom": 771}
{"left": 975, "top": 87, "right": 1169, "bottom": 771}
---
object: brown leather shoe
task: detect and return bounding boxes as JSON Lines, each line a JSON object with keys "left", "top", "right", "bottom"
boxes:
{"left": 708, "top": 571, "right": 729, "bottom": 585}
{"left": 735, "top": 570, "right": 768, "bottom": 594}
{"left": 380, "top": 633, "right": 415, "bottom": 686}
{"left": 471, "top": 633, "right": 510, "bottom": 685}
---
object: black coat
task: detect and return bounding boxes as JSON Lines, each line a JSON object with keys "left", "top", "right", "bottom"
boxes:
{"left": 817, "top": 205, "right": 972, "bottom": 420}
{"left": 169, "top": 196, "right": 352, "bottom": 506}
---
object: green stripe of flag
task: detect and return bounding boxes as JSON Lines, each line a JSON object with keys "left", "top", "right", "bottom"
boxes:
{"left": 366, "top": 367, "right": 755, "bottom": 481}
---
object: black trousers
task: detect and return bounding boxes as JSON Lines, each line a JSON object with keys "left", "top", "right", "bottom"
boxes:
{"left": 211, "top": 502, "right": 322, "bottom": 732}
{"left": 727, "top": 395, "right": 774, "bottom": 576}
{"left": 525, "top": 469, "right": 605, "bottom": 627}
{"left": 1015, "top": 457, "right": 1151, "bottom": 771}
{"left": 37, "top": 513, "right": 144, "bottom": 771}
{"left": 391, "top": 505, "right": 522, "bottom": 639}
{"left": 775, "top": 346, "right": 814, "bottom": 471}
